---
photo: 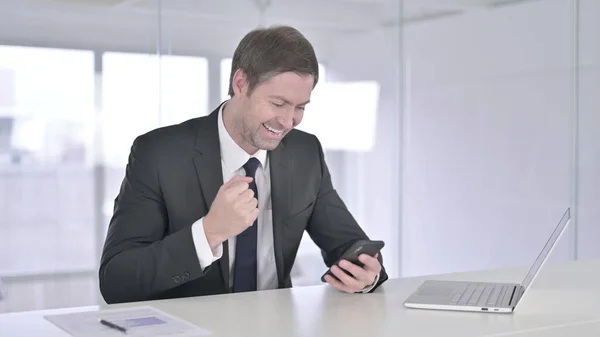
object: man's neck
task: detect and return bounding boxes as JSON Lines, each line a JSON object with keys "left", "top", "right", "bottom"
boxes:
{"left": 222, "top": 100, "right": 259, "bottom": 155}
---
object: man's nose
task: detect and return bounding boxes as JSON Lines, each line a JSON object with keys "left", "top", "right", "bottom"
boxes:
{"left": 276, "top": 111, "right": 294, "bottom": 129}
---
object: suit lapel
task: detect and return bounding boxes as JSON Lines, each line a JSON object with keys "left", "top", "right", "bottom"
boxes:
{"left": 192, "top": 107, "right": 230, "bottom": 290}
{"left": 269, "top": 141, "right": 291, "bottom": 287}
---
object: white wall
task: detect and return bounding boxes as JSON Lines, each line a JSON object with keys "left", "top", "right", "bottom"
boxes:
{"left": 401, "top": 0, "right": 575, "bottom": 277}
{"left": 576, "top": 0, "right": 600, "bottom": 260}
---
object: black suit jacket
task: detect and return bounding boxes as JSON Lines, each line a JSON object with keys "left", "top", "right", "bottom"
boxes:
{"left": 99, "top": 105, "right": 388, "bottom": 304}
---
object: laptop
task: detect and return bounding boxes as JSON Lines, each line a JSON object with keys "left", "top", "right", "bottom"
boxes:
{"left": 403, "top": 208, "right": 571, "bottom": 313}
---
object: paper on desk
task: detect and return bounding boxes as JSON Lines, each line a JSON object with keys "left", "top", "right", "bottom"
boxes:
{"left": 44, "top": 305, "right": 211, "bottom": 337}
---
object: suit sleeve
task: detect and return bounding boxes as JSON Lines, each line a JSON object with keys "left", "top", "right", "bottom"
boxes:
{"left": 99, "top": 135, "right": 209, "bottom": 304}
{"left": 305, "top": 137, "right": 388, "bottom": 292}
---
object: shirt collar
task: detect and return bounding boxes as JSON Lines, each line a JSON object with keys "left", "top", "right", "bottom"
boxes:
{"left": 217, "top": 101, "right": 267, "bottom": 173}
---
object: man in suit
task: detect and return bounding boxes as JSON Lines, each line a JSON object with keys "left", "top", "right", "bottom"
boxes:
{"left": 99, "top": 25, "right": 388, "bottom": 304}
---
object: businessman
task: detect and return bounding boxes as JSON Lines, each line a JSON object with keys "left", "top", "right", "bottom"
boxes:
{"left": 99, "top": 25, "right": 388, "bottom": 304}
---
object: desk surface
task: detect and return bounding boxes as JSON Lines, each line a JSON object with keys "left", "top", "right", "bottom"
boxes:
{"left": 2, "top": 258, "right": 600, "bottom": 337}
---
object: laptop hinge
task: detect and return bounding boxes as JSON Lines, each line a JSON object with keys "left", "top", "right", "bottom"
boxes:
{"left": 508, "top": 285, "right": 523, "bottom": 306}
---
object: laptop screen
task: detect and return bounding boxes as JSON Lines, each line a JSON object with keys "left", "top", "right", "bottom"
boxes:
{"left": 520, "top": 208, "right": 571, "bottom": 291}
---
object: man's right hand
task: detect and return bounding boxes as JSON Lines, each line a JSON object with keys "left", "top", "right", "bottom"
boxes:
{"left": 203, "top": 175, "right": 259, "bottom": 250}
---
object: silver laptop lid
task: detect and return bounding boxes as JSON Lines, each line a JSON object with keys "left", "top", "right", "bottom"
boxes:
{"left": 520, "top": 208, "right": 571, "bottom": 292}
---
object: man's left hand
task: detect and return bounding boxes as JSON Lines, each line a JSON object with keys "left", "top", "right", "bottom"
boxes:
{"left": 323, "top": 253, "right": 381, "bottom": 293}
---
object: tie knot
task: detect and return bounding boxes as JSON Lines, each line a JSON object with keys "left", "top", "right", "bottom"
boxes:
{"left": 243, "top": 157, "right": 260, "bottom": 178}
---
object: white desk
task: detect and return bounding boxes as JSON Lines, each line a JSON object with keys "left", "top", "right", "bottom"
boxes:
{"left": 2, "top": 258, "right": 600, "bottom": 337}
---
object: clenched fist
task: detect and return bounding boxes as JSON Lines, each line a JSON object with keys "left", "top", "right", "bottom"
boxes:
{"left": 203, "top": 175, "right": 259, "bottom": 249}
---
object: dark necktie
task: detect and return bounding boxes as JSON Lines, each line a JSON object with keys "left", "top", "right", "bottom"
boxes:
{"left": 233, "top": 157, "right": 260, "bottom": 292}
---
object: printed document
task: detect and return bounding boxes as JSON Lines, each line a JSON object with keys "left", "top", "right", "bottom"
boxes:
{"left": 44, "top": 305, "right": 211, "bottom": 336}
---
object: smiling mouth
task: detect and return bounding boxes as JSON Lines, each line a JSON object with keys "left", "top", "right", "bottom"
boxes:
{"left": 262, "top": 123, "right": 284, "bottom": 135}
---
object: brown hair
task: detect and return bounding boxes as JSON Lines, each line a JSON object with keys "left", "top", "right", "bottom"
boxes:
{"left": 227, "top": 25, "right": 319, "bottom": 97}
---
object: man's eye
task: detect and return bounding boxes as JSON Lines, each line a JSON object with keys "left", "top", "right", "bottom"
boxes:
{"left": 272, "top": 102, "right": 284, "bottom": 108}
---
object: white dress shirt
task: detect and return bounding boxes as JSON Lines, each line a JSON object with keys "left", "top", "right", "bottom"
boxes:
{"left": 191, "top": 103, "right": 278, "bottom": 291}
{"left": 191, "top": 102, "right": 378, "bottom": 293}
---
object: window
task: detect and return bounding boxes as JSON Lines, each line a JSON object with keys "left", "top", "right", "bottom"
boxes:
{"left": 0, "top": 45, "right": 95, "bottom": 276}
{"left": 102, "top": 52, "right": 209, "bottom": 167}
{"left": 0, "top": 45, "right": 94, "bottom": 167}
{"left": 220, "top": 58, "right": 232, "bottom": 102}
{"left": 298, "top": 81, "right": 379, "bottom": 151}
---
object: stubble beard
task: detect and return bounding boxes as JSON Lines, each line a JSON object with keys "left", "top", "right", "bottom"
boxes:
{"left": 232, "top": 113, "right": 276, "bottom": 152}
{"left": 244, "top": 121, "right": 281, "bottom": 151}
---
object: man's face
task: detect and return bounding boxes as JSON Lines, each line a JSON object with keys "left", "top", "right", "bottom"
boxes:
{"left": 234, "top": 71, "right": 313, "bottom": 152}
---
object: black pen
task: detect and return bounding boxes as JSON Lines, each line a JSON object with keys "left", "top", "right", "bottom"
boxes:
{"left": 99, "top": 319, "right": 128, "bottom": 334}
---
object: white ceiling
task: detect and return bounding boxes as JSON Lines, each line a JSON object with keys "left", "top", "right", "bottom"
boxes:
{"left": 0, "top": 0, "right": 536, "bottom": 58}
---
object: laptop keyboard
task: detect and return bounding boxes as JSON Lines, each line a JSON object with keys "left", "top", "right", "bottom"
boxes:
{"left": 448, "top": 283, "right": 508, "bottom": 307}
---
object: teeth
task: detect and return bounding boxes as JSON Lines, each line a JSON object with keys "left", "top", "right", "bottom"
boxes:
{"left": 263, "top": 124, "right": 283, "bottom": 134}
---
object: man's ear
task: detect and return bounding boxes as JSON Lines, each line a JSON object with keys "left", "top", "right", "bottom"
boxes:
{"left": 232, "top": 69, "right": 249, "bottom": 97}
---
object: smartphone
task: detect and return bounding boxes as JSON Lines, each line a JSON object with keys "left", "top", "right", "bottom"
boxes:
{"left": 320, "top": 239, "right": 385, "bottom": 283}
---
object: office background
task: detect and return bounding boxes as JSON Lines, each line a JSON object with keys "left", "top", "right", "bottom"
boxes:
{"left": 0, "top": 0, "right": 597, "bottom": 313}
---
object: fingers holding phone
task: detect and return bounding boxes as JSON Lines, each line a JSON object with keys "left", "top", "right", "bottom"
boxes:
{"left": 321, "top": 240, "right": 384, "bottom": 293}
{"left": 324, "top": 253, "right": 381, "bottom": 293}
